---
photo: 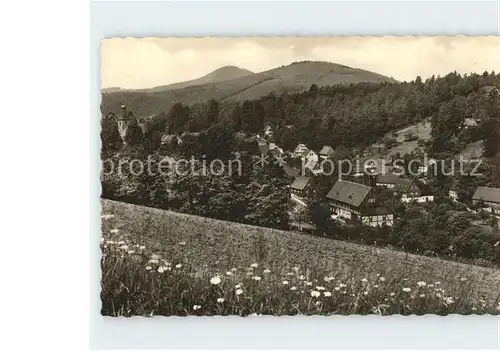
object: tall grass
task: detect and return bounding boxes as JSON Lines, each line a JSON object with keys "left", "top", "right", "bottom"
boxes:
{"left": 100, "top": 214, "right": 500, "bottom": 317}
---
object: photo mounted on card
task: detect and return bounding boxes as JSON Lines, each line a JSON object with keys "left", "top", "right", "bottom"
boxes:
{"left": 99, "top": 37, "right": 500, "bottom": 317}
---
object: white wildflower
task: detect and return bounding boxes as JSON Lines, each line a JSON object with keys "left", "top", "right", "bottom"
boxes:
{"left": 235, "top": 284, "right": 241, "bottom": 289}
{"left": 361, "top": 278, "right": 368, "bottom": 283}
{"left": 175, "top": 263, "right": 182, "bottom": 269}
{"left": 334, "top": 287, "right": 340, "bottom": 291}
{"left": 157, "top": 266, "right": 166, "bottom": 273}
{"left": 263, "top": 269, "right": 271, "bottom": 274}
{"left": 419, "top": 294, "right": 425, "bottom": 298}
{"left": 250, "top": 263, "right": 259, "bottom": 268}
{"left": 110, "top": 229, "right": 120, "bottom": 234}
{"left": 231, "top": 267, "right": 237, "bottom": 272}
{"left": 460, "top": 277, "right": 467, "bottom": 282}
{"left": 210, "top": 276, "right": 222, "bottom": 285}
{"left": 145, "top": 266, "right": 152, "bottom": 271}
{"left": 402, "top": 287, "right": 411, "bottom": 293}
{"left": 290, "top": 286, "right": 297, "bottom": 291}
{"left": 282, "top": 280, "right": 289, "bottom": 285}
{"left": 292, "top": 266, "right": 300, "bottom": 273}
{"left": 299, "top": 275, "right": 305, "bottom": 280}
{"left": 252, "top": 276, "right": 262, "bottom": 281}
{"left": 390, "top": 292, "right": 396, "bottom": 297}
{"left": 445, "top": 297, "right": 455, "bottom": 304}
{"left": 117, "top": 241, "right": 125, "bottom": 245}
{"left": 178, "top": 241, "right": 186, "bottom": 245}
{"left": 101, "top": 214, "right": 115, "bottom": 220}
{"left": 315, "top": 301, "right": 321, "bottom": 306}
{"left": 417, "top": 281, "right": 427, "bottom": 287}
{"left": 305, "top": 282, "right": 312, "bottom": 286}
{"left": 379, "top": 277, "right": 386, "bottom": 282}
{"left": 316, "top": 286, "right": 326, "bottom": 291}
{"left": 324, "top": 291, "right": 332, "bottom": 297}
{"left": 139, "top": 245, "right": 146, "bottom": 250}
{"left": 339, "top": 283, "right": 347, "bottom": 288}
{"left": 373, "top": 285, "right": 379, "bottom": 289}
{"left": 106, "top": 240, "right": 115, "bottom": 245}
{"left": 226, "top": 271, "right": 233, "bottom": 276}
{"left": 193, "top": 305, "right": 201, "bottom": 311}
{"left": 148, "top": 259, "right": 159, "bottom": 265}
{"left": 217, "top": 298, "right": 225, "bottom": 303}
{"left": 127, "top": 250, "right": 135, "bottom": 255}
{"left": 235, "top": 289, "right": 243, "bottom": 296}
{"left": 119, "top": 245, "right": 128, "bottom": 251}
{"left": 363, "top": 291, "right": 368, "bottom": 296}
{"left": 310, "top": 290, "right": 320, "bottom": 298}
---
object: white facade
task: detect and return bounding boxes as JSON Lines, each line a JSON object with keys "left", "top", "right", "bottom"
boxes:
{"left": 449, "top": 190, "right": 458, "bottom": 201}
{"left": 401, "top": 195, "right": 434, "bottom": 203}
{"left": 376, "top": 182, "right": 395, "bottom": 189}
{"left": 361, "top": 214, "right": 394, "bottom": 227}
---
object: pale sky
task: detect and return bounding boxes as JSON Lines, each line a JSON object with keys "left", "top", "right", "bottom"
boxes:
{"left": 101, "top": 36, "right": 500, "bottom": 89}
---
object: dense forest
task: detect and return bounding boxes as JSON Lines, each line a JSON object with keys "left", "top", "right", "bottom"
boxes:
{"left": 101, "top": 71, "right": 500, "bottom": 266}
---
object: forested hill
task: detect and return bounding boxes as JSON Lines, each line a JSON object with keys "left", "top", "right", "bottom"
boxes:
{"left": 106, "top": 71, "right": 499, "bottom": 158}
{"left": 100, "top": 61, "right": 396, "bottom": 117}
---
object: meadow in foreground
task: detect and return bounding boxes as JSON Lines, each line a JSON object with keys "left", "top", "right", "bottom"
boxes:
{"left": 100, "top": 214, "right": 500, "bottom": 317}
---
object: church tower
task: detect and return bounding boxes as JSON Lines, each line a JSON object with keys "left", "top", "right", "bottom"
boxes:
{"left": 117, "top": 104, "right": 133, "bottom": 147}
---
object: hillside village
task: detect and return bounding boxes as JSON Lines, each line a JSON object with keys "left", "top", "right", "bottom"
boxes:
{"left": 101, "top": 68, "right": 500, "bottom": 267}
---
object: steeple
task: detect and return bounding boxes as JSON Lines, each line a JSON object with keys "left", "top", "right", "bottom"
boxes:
{"left": 116, "top": 104, "right": 133, "bottom": 147}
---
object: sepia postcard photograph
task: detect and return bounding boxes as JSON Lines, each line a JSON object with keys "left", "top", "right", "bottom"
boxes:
{"left": 99, "top": 36, "right": 500, "bottom": 317}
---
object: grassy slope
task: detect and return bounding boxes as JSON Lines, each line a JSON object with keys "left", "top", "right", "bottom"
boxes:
{"left": 100, "top": 61, "right": 396, "bottom": 117}
{"left": 101, "top": 199, "right": 500, "bottom": 301}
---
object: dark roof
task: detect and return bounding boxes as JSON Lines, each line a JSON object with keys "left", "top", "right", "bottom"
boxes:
{"left": 472, "top": 186, "right": 500, "bottom": 204}
{"left": 283, "top": 164, "right": 300, "bottom": 178}
{"left": 290, "top": 176, "right": 311, "bottom": 190}
{"left": 394, "top": 179, "right": 415, "bottom": 193}
{"left": 319, "top": 146, "right": 335, "bottom": 156}
{"left": 376, "top": 173, "right": 401, "bottom": 184}
{"left": 362, "top": 206, "right": 393, "bottom": 216}
{"left": 326, "top": 180, "right": 372, "bottom": 207}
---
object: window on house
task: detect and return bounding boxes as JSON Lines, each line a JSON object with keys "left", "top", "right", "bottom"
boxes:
{"left": 368, "top": 198, "right": 375, "bottom": 204}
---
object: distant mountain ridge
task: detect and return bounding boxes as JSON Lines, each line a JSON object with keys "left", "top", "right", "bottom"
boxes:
{"left": 146, "top": 65, "right": 255, "bottom": 92}
{"left": 101, "top": 61, "right": 397, "bottom": 117}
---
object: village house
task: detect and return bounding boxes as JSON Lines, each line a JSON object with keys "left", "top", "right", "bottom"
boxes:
{"left": 472, "top": 186, "right": 500, "bottom": 214}
{"left": 417, "top": 158, "right": 437, "bottom": 178}
{"left": 393, "top": 179, "right": 422, "bottom": 197}
{"left": 326, "top": 180, "right": 394, "bottom": 227}
{"left": 375, "top": 173, "right": 401, "bottom": 189}
{"left": 264, "top": 125, "right": 274, "bottom": 137}
{"left": 294, "top": 143, "right": 309, "bottom": 157}
{"left": 289, "top": 176, "right": 312, "bottom": 198}
{"left": 319, "top": 146, "right": 335, "bottom": 159}
{"left": 304, "top": 158, "right": 323, "bottom": 176}
{"left": 304, "top": 150, "right": 319, "bottom": 162}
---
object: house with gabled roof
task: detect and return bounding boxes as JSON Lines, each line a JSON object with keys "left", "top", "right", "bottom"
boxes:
{"left": 393, "top": 179, "right": 421, "bottom": 197}
{"left": 472, "top": 186, "right": 500, "bottom": 213}
{"left": 326, "top": 180, "right": 393, "bottom": 227}
{"left": 375, "top": 173, "right": 402, "bottom": 189}
{"left": 319, "top": 146, "right": 335, "bottom": 159}
{"left": 294, "top": 143, "right": 309, "bottom": 156}
{"left": 289, "top": 176, "right": 312, "bottom": 198}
